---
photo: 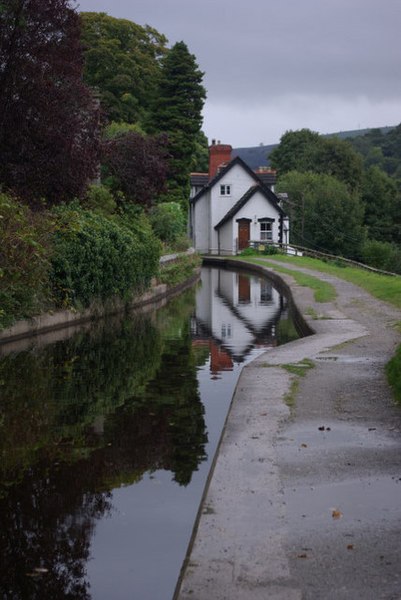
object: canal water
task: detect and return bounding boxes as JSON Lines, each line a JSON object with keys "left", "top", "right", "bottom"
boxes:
{"left": 0, "top": 265, "right": 300, "bottom": 600}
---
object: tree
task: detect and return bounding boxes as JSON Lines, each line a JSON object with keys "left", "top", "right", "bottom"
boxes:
{"left": 361, "top": 166, "right": 401, "bottom": 244}
{"left": 102, "top": 132, "right": 170, "bottom": 209}
{"left": 277, "top": 171, "right": 366, "bottom": 258}
{"left": 270, "top": 129, "right": 321, "bottom": 173}
{"left": 80, "top": 12, "right": 167, "bottom": 126}
{"left": 0, "top": 0, "right": 101, "bottom": 207}
{"left": 148, "top": 41, "right": 206, "bottom": 207}
{"left": 192, "top": 130, "right": 209, "bottom": 172}
{"left": 348, "top": 124, "right": 401, "bottom": 181}
{"left": 271, "top": 129, "right": 364, "bottom": 192}
{"left": 311, "top": 137, "right": 364, "bottom": 192}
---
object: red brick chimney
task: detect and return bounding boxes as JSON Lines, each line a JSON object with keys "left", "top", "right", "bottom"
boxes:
{"left": 209, "top": 140, "right": 232, "bottom": 179}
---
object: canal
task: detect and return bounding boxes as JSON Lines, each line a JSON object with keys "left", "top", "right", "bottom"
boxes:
{"left": 0, "top": 264, "right": 301, "bottom": 600}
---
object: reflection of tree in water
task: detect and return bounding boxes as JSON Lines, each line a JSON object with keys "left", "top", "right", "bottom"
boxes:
{"left": 0, "top": 289, "right": 207, "bottom": 597}
{"left": 0, "top": 456, "right": 111, "bottom": 599}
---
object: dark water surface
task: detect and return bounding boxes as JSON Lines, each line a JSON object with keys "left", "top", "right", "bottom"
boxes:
{"left": 0, "top": 266, "right": 300, "bottom": 600}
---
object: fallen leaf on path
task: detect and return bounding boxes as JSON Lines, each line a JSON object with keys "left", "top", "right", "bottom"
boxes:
{"left": 332, "top": 509, "right": 343, "bottom": 519}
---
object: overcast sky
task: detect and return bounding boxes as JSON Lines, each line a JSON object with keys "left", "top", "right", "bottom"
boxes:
{"left": 76, "top": 0, "right": 401, "bottom": 147}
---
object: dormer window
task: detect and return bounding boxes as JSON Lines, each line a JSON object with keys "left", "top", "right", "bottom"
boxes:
{"left": 220, "top": 184, "right": 231, "bottom": 196}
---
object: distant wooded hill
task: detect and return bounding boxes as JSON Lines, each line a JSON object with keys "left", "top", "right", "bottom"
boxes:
{"left": 233, "top": 126, "right": 397, "bottom": 169}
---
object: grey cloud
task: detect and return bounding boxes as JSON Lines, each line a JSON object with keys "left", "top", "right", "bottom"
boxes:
{"left": 77, "top": 0, "right": 401, "bottom": 144}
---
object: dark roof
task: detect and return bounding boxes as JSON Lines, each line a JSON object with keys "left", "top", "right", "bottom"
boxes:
{"left": 190, "top": 173, "right": 209, "bottom": 186}
{"left": 190, "top": 156, "right": 268, "bottom": 205}
{"left": 256, "top": 171, "right": 276, "bottom": 187}
{"left": 215, "top": 184, "right": 285, "bottom": 230}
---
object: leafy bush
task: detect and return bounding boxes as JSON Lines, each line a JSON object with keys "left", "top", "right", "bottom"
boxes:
{"left": 361, "top": 239, "right": 401, "bottom": 274}
{"left": 149, "top": 202, "right": 186, "bottom": 244}
{"left": 114, "top": 205, "right": 161, "bottom": 289}
{"left": 262, "top": 244, "right": 279, "bottom": 255}
{"left": 239, "top": 247, "right": 258, "bottom": 256}
{"left": 0, "top": 193, "right": 51, "bottom": 328}
{"left": 50, "top": 204, "right": 161, "bottom": 308}
{"left": 158, "top": 254, "right": 201, "bottom": 287}
{"left": 81, "top": 184, "right": 117, "bottom": 215}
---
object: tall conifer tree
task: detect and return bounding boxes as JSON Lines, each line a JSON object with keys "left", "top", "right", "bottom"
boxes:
{"left": 149, "top": 41, "right": 206, "bottom": 207}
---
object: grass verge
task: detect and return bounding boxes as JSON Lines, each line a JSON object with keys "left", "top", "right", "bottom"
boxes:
{"left": 258, "top": 254, "right": 401, "bottom": 310}
{"left": 238, "top": 256, "right": 336, "bottom": 303}
{"left": 386, "top": 347, "right": 401, "bottom": 404}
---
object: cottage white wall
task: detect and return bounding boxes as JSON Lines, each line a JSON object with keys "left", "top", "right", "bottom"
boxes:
{"left": 191, "top": 165, "right": 286, "bottom": 254}
{"left": 192, "top": 192, "right": 211, "bottom": 253}
{"left": 234, "top": 191, "right": 282, "bottom": 245}
{"left": 209, "top": 165, "right": 256, "bottom": 254}
{"left": 218, "top": 221, "right": 234, "bottom": 255}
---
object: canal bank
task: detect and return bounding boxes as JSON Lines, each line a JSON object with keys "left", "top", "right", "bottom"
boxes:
{"left": 0, "top": 261, "right": 301, "bottom": 599}
{"left": 176, "top": 258, "right": 401, "bottom": 600}
{"left": 0, "top": 250, "right": 200, "bottom": 350}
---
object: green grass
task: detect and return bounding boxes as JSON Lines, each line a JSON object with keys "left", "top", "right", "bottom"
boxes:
{"left": 281, "top": 358, "right": 315, "bottom": 377}
{"left": 256, "top": 359, "right": 315, "bottom": 408}
{"left": 256, "top": 254, "right": 401, "bottom": 310}
{"left": 284, "top": 379, "right": 299, "bottom": 408}
{"left": 387, "top": 347, "right": 401, "bottom": 405}
{"left": 239, "top": 256, "right": 336, "bottom": 303}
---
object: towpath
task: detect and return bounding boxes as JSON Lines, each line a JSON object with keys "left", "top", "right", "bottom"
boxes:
{"left": 176, "top": 259, "right": 401, "bottom": 600}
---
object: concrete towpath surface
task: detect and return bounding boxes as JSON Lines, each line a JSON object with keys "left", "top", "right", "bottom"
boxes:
{"left": 175, "top": 259, "right": 401, "bottom": 600}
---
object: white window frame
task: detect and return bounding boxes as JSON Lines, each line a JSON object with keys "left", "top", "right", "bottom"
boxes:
{"left": 220, "top": 184, "right": 231, "bottom": 196}
{"left": 260, "top": 220, "right": 273, "bottom": 241}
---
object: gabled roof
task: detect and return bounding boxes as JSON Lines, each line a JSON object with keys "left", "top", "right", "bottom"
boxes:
{"left": 215, "top": 184, "right": 285, "bottom": 230}
{"left": 190, "top": 156, "right": 267, "bottom": 205}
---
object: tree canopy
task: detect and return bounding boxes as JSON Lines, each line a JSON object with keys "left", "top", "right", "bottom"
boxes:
{"left": 148, "top": 41, "right": 206, "bottom": 206}
{"left": 0, "top": 0, "right": 100, "bottom": 206}
{"left": 361, "top": 166, "right": 401, "bottom": 244}
{"left": 348, "top": 124, "right": 401, "bottom": 181}
{"left": 277, "top": 171, "right": 366, "bottom": 258}
{"left": 80, "top": 12, "right": 167, "bottom": 126}
{"left": 102, "top": 132, "right": 170, "bottom": 209}
{"left": 270, "top": 129, "right": 363, "bottom": 192}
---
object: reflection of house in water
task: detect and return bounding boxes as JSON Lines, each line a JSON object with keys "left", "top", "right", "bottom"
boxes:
{"left": 191, "top": 267, "right": 288, "bottom": 371}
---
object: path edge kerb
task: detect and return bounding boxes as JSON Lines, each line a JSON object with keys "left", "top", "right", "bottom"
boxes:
{"left": 173, "top": 257, "right": 316, "bottom": 599}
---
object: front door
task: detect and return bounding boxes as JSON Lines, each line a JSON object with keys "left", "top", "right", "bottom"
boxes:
{"left": 238, "top": 221, "right": 250, "bottom": 251}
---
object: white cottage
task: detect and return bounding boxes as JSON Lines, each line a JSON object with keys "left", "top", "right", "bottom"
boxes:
{"left": 189, "top": 142, "right": 289, "bottom": 255}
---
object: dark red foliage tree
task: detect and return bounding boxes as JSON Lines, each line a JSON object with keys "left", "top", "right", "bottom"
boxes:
{"left": 102, "top": 132, "right": 170, "bottom": 209}
{"left": 0, "top": 0, "right": 101, "bottom": 207}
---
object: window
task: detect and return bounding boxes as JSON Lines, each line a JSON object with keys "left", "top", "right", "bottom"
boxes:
{"left": 260, "top": 220, "right": 273, "bottom": 241}
{"left": 260, "top": 281, "right": 272, "bottom": 304}
{"left": 221, "top": 323, "right": 232, "bottom": 338}
{"left": 220, "top": 184, "right": 231, "bottom": 196}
